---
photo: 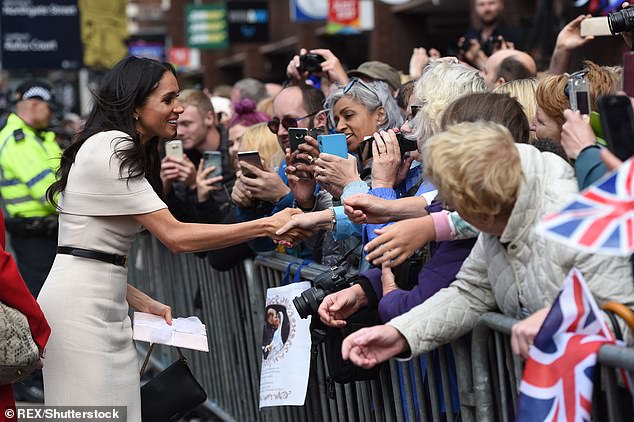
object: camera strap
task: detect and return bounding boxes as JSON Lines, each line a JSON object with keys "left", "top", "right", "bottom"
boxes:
{"left": 281, "top": 259, "right": 313, "bottom": 285}
{"left": 331, "top": 238, "right": 362, "bottom": 270}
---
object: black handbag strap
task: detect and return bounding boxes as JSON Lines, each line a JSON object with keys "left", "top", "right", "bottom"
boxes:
{"left": 140, "top": 344, "right": 187, "bottom": 377}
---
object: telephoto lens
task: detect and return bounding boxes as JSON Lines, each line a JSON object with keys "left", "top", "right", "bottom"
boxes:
{"left": 609, "top": 7, "right": 634, "bottom": 34}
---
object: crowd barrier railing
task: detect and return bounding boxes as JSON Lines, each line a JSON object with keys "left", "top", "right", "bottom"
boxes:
{"left": 128, "top": 236, "right": 634, "bottom": 421}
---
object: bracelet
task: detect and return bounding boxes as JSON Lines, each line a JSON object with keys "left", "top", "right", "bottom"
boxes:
{"left": 328, "top": 207, "right": 337, "bottom": 232}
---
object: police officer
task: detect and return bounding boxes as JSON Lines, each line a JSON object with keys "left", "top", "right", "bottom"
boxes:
{"left": 0, "top": 80, "right": 61, "bottom": 403}
{"left": 0, "top": 81, "right": 60, "bottom": 297}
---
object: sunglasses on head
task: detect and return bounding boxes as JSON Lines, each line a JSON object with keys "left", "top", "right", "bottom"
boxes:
{"left": 267, "top": 110, "right": 320, "bottom": 134}
{"left": 343, "top": 78, "right": 381, "bottom": 102}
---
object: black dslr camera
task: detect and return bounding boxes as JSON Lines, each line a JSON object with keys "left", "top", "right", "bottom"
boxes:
{"left": 298, "top": 53, "right": 325, "bottom": 74}
{"left": 363, "top": 131, "right": 418, "bottom": 158}
{"left": 293, "top": 266, "right": 357, "bottom": 319}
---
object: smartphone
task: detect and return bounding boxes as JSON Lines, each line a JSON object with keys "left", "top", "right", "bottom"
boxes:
{"left": 568, "top": 76, "right": 591, "bottom": 115}
{"left": 318, "top": 133, "right": 348, "bottom": 159}
{"left": 237, "top": 151, "right": 264, "bottom": 178}
{"left": 288, "top": 128, "right": 308, "bottom": 153}
{"left": 165, "top": 140, "right": 183, "bottom": 160}
{"left": 203, "top": 150, "right": 223, "bottom": 179}
{"left": 598, "top": 95, "right": 634, "bottom": 161}
{"left": 623, "top": 52, "right": 634, "bottom": 98}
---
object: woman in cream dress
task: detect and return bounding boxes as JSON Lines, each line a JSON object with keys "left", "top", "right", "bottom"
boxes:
{"left": 38, "top": 57, "right": 305, "bottom": 421}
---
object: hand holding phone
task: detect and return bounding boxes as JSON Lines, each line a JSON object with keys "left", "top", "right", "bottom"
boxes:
{"left": 203, "top": 151, "right": 223, "bottom": 179}
{"left": 165, "top": 140, "right": 184, "bottom": 160}
{"left": 237, "top": 151, "right": 264, "bottom": 178}
{"left": 598, "top": 95, "right": 634, "bottom": 161}
{"left": 318, "top": 133, "right": 348, "bottom": 159}
{"left": 288, "top": 128, "right": 308, "bottom": 154}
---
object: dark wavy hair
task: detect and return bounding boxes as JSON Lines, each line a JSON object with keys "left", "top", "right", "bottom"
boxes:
{"left": 47, "top": 56, "right": 175, "bottom": 207}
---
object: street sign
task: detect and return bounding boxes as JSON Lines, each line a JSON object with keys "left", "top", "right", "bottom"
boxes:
{"left": 226, "top": 1, "right": 269, "bottom": 44}
{"left": 186, "top": 4, "right": 228, "bottom": 49}
{"left": 1, "top": 0, "right": 83, "bottom": 69}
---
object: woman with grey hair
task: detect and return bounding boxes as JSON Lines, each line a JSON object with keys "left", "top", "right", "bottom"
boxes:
{"left": 314, "top": 78, "right": 404, "bottom": 199}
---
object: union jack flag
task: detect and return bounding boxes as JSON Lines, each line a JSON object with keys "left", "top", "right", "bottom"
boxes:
{"left": 536, "top": 158, "right": 634, "bottom": 256}
{"left": 517, "top": 269, "right": 616, "bottom": 422}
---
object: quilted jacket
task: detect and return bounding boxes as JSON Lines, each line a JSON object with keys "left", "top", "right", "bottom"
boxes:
{"left": 389, "top": 144, "right": 634, "bottom": 357}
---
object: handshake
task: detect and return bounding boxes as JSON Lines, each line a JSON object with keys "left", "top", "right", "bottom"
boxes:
{"left": 266, "top": 208, "right": 318, "bottom": 248}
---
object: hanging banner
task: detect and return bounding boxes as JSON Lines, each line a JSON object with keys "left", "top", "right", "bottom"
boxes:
{"left": 1, "top": 0, "right": 83, "bottom": 70}
{"left": 290, "top": 0, "right": 328, "bottom": 22}
{"left": 259, "top": 282, "right": 312, "bottom": 408}
{"left": 168, "top": 47, "right": 201, "bottom": 71}
{"left": 79, "top": 0, "right": 127, "bottom": 70}
{"left": 227, "top": 1, "right": 270, "bottom": 43}
{"left": 327, "top": 0, "right": 360, "bottom": 33}
{"left": 186, "top": 4, "right": 228, "bottom": 49}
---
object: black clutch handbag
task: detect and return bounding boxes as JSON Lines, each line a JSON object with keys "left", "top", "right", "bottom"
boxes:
{"left": 140, "top": 344, "right": 207, "bottom": 422}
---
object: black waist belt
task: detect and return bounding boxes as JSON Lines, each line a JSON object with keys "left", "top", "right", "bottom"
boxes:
{"left": 57, "top": 246, "right": 127, "bottom": 267}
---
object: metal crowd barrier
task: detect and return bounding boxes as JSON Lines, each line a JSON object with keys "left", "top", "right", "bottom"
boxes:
{"left": 128, "top": 235, "right": 634, "bottom": 421}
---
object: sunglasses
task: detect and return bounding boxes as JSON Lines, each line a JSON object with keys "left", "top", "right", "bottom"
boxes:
{"left": 267, "top": 110, "right": 320, "bottom": 134}
{"left": 343, "top": 78, "right": 381, "bottom": 102}
{"left": 410, "top": 105, "right": 421, "bottom": 119}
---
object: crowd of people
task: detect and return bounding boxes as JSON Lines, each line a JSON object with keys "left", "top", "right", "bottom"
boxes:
{"left": 3, "top": 0, "right": 634, "bottom": 419}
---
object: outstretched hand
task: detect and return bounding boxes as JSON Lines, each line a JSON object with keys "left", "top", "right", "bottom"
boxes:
{"left": 268, "top": 208, "right": 314, "bottom": 247}
{"left": 343, "top": 194, "right": 393, "bottom": 224}
{"left": 275, "top": 209, "right": 328, "bottom": 236}
{"left": 341, "top": 325, "right": 409, "bottom": 369}
{"left": 318, "top": 284, "right": 367, "bottom": 328}
{"left": 364, "top": 216, "right": 435, "bottom": 267}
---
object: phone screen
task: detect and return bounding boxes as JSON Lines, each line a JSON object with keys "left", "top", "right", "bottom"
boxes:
{"left": 598, "top": 95, "right": 634, "bottom": 161}
{"left": 576, "top": 91, "right": 590, "bottom": 115}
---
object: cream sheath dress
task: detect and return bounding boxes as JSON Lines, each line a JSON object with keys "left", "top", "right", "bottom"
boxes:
{"left": 38, "top": 131, "right": 167, "bottom": 421}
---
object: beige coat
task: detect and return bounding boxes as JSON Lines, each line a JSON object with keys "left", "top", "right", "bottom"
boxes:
{"left": 389, "top": 144, "right": 634, "bottom": 357}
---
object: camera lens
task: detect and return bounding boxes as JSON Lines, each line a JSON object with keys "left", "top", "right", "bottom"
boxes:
{"left": 609, "top": 7, "right": 634, "bottom": 34}
{"left": 292, "top": 287, "right": 326, "bottom": 319}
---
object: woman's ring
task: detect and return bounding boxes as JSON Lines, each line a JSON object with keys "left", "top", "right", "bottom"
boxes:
{"left": 307, "top": 155, "right": 314, "bottom": 164}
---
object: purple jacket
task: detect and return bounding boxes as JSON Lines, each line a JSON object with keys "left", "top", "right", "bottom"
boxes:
{"left": 362, "top": 237, "right": 476, "bottom": 323}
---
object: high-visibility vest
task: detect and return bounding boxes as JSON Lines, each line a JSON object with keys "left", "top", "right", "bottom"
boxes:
{"left": 0, "top": 113, "right": 61, "bottom": 218}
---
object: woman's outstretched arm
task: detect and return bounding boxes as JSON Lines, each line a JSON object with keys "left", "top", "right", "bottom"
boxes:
{"left": 134, "top": 207, "right": 310, "bottom": 253}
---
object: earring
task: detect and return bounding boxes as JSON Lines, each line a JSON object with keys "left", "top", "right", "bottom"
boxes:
{"left": 133, "top": 116, "right": 139, "bottom": 121}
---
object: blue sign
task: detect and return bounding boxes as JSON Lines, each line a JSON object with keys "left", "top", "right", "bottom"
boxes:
{"left": 290, "top": 0, "right": 327, "bottom": 22}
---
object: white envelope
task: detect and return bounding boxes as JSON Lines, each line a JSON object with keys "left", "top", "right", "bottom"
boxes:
{"left": 133, "top": 312, "right": 209, "bottom": 352}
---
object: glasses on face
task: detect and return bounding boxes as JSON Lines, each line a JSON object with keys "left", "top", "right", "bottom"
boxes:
{"left": 410, "top": 105, "right": 421, "bottom": 119}
{"left": 267, "top": 110, "right": 320, "bottom": 134}
{"left": 343, "top": 78, "right": 381, "bottom": 102}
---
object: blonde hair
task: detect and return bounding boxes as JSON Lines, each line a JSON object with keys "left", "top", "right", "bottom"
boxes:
{"left": 423, "top": 121, "right": 522, "bottom": 218}
{"left": 239, "top": 122, "right": 284, "bottom": 169}
{"left": 178, "top": 89, "right": 214, "bottom": 117}
{"left": 411, "top": 61, "right": 487, "bottom": 148}
{"left": 493, "top": 78, "right": 537, "bottom": 129}
{"left": 257, "top": 96, "right": 274, "bottom": 116}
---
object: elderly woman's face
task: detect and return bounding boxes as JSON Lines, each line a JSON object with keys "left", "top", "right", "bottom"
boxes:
{"left": 333, "top": 96, "right": 382, "bottom": 152}
{"left": 531, "top": 106, "right": 561, "bottom": 143}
